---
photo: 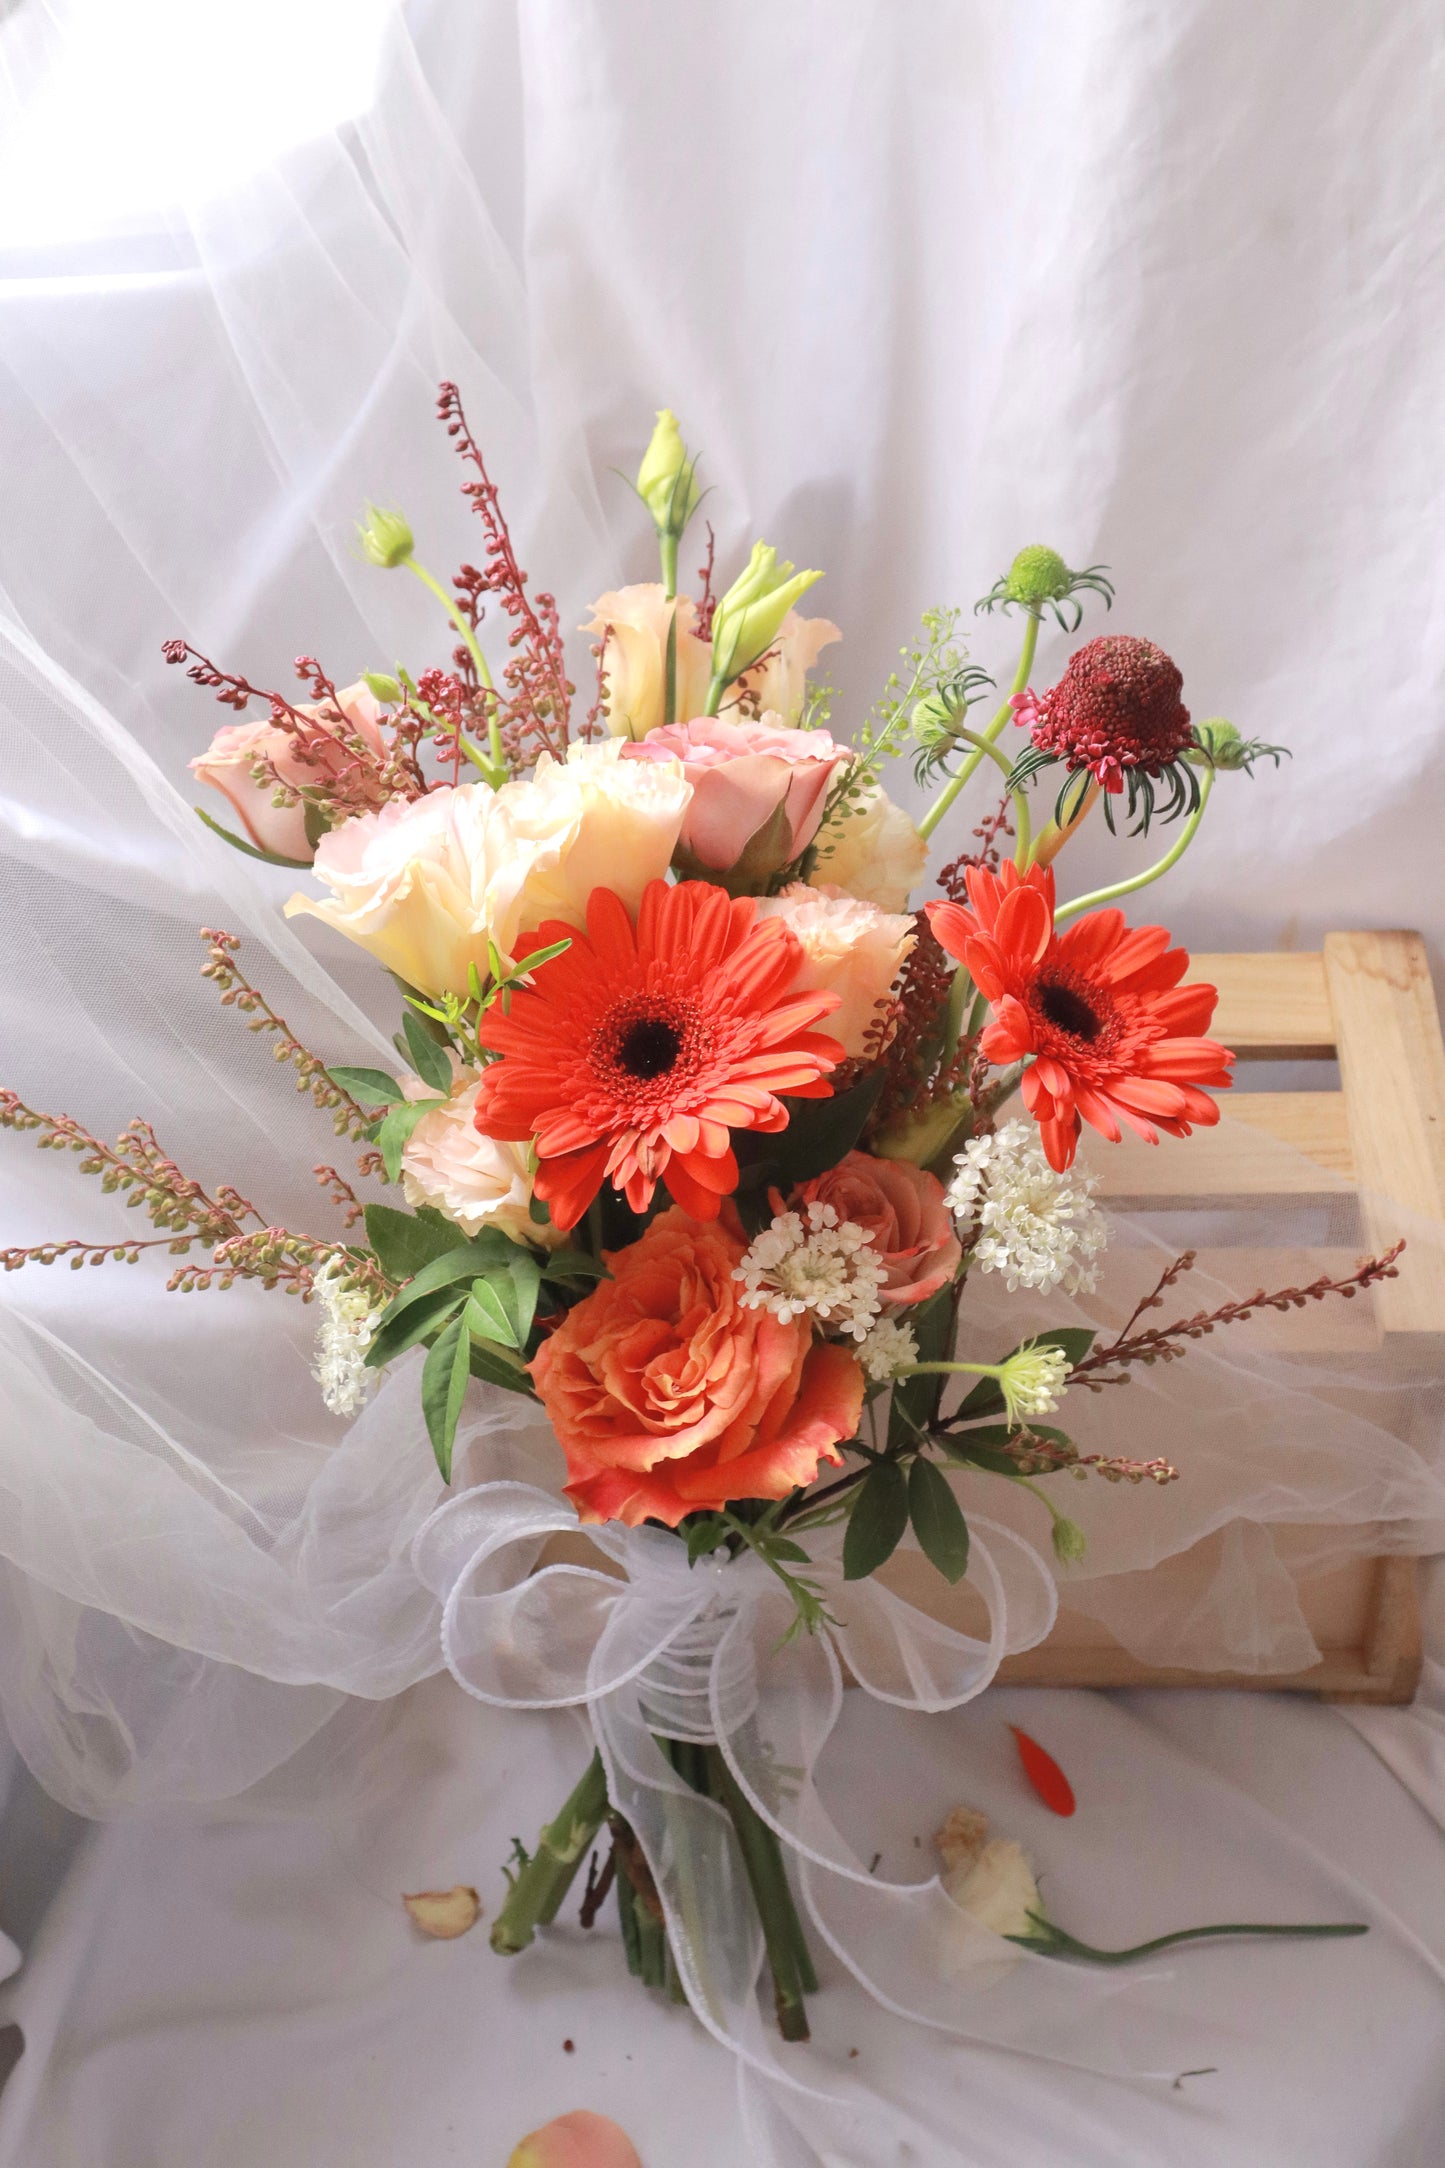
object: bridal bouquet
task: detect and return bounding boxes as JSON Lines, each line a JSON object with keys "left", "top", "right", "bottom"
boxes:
{"left": 4, "top": 392, "right": 1385, "bottom": 2058}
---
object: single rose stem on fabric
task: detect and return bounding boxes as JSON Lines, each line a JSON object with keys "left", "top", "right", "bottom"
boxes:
{"left": 1013, "top": 1916, "right": 1369, "bottom": 1965}
{"left": 1051, "top": 765, "right": 1215, "bottom": 926}
{"left": 704, "top": 1746, "right": 816, "bottom": 2040}
{"left": 402, "top": 555, "right": 508, "bottom": 780}
{"left": 917, "top": 608, "right": 1040, "bottom": 842}
{"left": 490, "top": 1751, "right": 610, "bottom": 1954}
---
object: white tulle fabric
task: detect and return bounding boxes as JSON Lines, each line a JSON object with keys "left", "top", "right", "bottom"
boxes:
{"left": 0, "top": 0, "right": 1442, "bottom": 1862}
{"left": 409, "top": 1476, "right": 1158, "bottom": 2083}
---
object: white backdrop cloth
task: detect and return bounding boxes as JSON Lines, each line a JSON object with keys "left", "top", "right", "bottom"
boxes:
{"left": 2, "top": 0, "right": 1445, "bottom": 2161}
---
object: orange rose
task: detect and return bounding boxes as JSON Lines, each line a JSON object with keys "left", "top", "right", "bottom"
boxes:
{"left": 529, "top": 1208, "right": 864, "bottom": 1527}
{"left": 794, "top": 1150, "right": 962, "bottom": 1307}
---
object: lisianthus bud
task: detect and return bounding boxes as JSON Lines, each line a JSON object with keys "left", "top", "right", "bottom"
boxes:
{"left": 997, "top": 1342, "right": 1069, "bottom": 1425}
{"left": 708, "top": 542, "right": 823, "bottom": 700}
{"left": 357, "top": 504, "right": 415, "bottom": 569}
{"left": 635, "top": 407, "right": 701, "bottom": 537}
{"left": 361, "top": 670, "right": 402, "bottom": 703}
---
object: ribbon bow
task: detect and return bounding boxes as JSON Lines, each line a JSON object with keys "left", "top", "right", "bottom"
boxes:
{"left": 411, "top": 1479, "right": 1131, "bottom": 2084}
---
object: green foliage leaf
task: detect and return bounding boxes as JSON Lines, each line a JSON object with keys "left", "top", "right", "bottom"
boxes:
{"left": 908, "top": 1456, "right": 971, "bottom": 1583}
{"left": 684, "top": 1515, "right": 729, "bottom": 1563}
{"left": 887, "top": 1283, "right": 957, "bottom": 1451}
{"left": 541, "top": 1249, "right": 608, "bottom": 1283}
{"left": 466, "top": 1336, "right": 536, "bottom": 1396}
{"left": 328, "top": 1066, "right": 405, "bottom": 1107}
{"left": 462, "top": 1251, "right": 541, "bottom": 1351}
{"left": 192, "top": 804, "right": 313, "bottom": 869}
{"left": 843, "top": 1457, "right": 909, "bottom": 1581}
{"left": 402, "top": 1008, "right": 454, "bottom": 1093}
{"left": 733, "top": 1069, "right": 887, "bottom": 1195}
{"left": 422, "top": 1315, "right": 471, "bottom": 1480}
{"left": 374, "top": 1098, "right": 445, "bottom": 1182}
{"left": 364, "top": 1283, "right": 466, "bottom": 1369}
{"left": 938, "top": 1423, "right": 1073, "bottom": 1476}
{"left": 302, "top": 800, "right": 333, "bottom": 850}
{"left": 362, "top": 1203, "right": 461, "bottom": 1283}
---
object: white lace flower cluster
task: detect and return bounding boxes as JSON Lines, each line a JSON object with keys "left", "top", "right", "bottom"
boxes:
{"left": 947, "top": 1120, "right": 1107, "bottom": 1294}
{"left": 857, "top": 1317, "right": 919, "bottom": 1383}
{"left": 311, "top": 1255, "right": 385, "bottom": 1417}
{"left": 734, "top": 1201, "right": 886, "bottom": 1341}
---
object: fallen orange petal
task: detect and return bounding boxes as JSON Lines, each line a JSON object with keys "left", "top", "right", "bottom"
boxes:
{"left": 1009, "top": 1726, "right": 1077, "bottom": 1816}
{"left": 507, "top": 2111, "right": 643, "bottom": 2168}
{"left": 402, "top": 1885, "right": 481, "bottom": 1939}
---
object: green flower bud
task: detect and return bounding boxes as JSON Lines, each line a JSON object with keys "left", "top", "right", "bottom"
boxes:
{"left": 709, "top": 542, "right": 823, "bottom": 692}
{"left": 1050, "top": 1515, "right": 1088, "bottom": 1567}
{"left": 635, "top": 408, "right": 701, "bottom": 537}
{"left": 1192, "top": 718, "right": 1244, "bottom": 766}
{"left": 357, "top": 505, "right": 414, "bottom": 570}
{"left": 1004, "top": 545, "right": 1072, "bottom": 608}
{"left": 361, "top": 670, "right": 402, "bottom": 704}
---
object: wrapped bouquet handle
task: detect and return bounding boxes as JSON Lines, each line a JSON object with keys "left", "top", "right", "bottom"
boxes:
{"left": 410, "top": 1477, "right": 1147, "bottom": 2082}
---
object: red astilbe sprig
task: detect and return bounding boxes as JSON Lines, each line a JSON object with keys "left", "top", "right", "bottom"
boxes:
{"left": 694, "top": 522, "right": 719, "bottom": 641}
{"left": 937, "top": 789, "right": 1016, "bottom": 898}
{"left": 865, "top": 912, "right": 975, "bottom": 1135}
{"left": 1068, "top": 1242, "right": 1408, "bottom": 1390}
{"left": 586, "top": 626, "right": 612, "bottom": 741}
{"left": 436, "top": 380, "right": 575, "bottom": 764}
{"left": 199, "top": 930, "right": 376, "bottom": 1144}
{"left": 163, "top": 639, "right": 310, "bottom": 726}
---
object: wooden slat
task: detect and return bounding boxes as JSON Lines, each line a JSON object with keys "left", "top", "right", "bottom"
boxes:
{"left": 1324, "top": 931, "right": 1445, "bottom": 1335}
{"left": 1188, "top": 950, "right": 1336, "bottom": 1059}
{"left": 1086, "top": 1091, "right": 1354, "bottom": 1199}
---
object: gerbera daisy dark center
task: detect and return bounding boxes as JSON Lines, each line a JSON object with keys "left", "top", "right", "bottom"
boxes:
{"left": 617, "top": 1016, "right": 684, "bottom": 1079}
{"left": 1036, "top": 979, "right": 1102, "bottom": 1042}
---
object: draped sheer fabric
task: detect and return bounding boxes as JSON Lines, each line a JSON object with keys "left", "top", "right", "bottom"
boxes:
{"left": 0, "top": 0, "right": 1442, "bottom": 1820}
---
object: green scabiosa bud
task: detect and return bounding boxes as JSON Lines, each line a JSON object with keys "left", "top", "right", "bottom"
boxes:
{"left": 357, "top": 505, "right": 415, "bottom": 570}
{"left": 1189, "top": 717, "right": 1290, "bottom": 775}
{"left": 1005, "top": 545, "right": 1072, "bottom": 609}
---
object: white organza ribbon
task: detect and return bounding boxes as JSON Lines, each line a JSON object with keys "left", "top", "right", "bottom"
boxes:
{"left": 411, "top": 1480, "right": 1148, "bottom": 2084}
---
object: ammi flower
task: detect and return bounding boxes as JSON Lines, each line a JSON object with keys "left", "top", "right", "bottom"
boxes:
{"left": 472, "top": 879, "right": 845, "bottom": 1229}
{"left": 927, "top": 862, "right": 1233, "bottom": 1172}
{"left": 529, "top": 1206, "right": 864, "bottom": 1526}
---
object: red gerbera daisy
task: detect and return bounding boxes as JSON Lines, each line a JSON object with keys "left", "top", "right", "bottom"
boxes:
{"left": 927, "top": 863, "right": 1233, "bottom": 1172}
{"left": 472, "top": 879, "right": 844, "bottom": 1229}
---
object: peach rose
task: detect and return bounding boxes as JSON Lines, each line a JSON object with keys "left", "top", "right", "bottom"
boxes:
{"left": 530, "top": 1208, "right": 864, "bottom": 1526}
{"left": 583, "top": 585, "right": 713, "bottom": 739}
{"left": 621, "top": 716, "right": 851, "bottom": 880}
{"left": 190, "top": 682, "right": 389, "bottom": 862}
{"left": 794, "top": 1151, "right": 961, "bottom": 1306}
{"left": 507, "top": 2111, "right": 643, "bottom": 2168}
{"left": 753, "top": 884, "right": 914, "bottom": 1057}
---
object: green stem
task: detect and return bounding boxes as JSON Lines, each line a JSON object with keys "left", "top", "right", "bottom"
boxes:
{"left": 703, "top": 669, "right": 726, "bottom": 717}
{"left": 405, "top": 557, "right": 507, "bottom": 779}
{"left": 896, "top": 1360, "right": 1000, "bottom": 1381}
{"left": 705, "top": 1747, "right": 814, "bottom": 2040}
{"left": 1014, "top": 1914, "right": 1368, "bottom": 1966}
{"left": 918, "top": 610, "right": 1039, "bottom": 842}
{"left": 1052, "top": 767, "right": 1214, "bottom": 927}
{"left": 660, "top": 531, "right": 679, "bottom": 601}
{"left": 490, "top": 1752, "right": 609, "bottom": 1954}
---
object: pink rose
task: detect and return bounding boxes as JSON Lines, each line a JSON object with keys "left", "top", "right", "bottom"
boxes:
{"left": 191, "top": 682, "right": 389, "bottom": 862}
{"left": 622, "top": 715, "right": 851, "bottom": 882}
{"left": 794, "top": 1150, "right": 962, "bottom": 1307}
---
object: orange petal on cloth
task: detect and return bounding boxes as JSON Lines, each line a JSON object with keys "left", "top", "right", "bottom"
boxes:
{"left": 507, "top": 2110, "right": 644, "bottom": 2168}
{"left": 401, "top": 1885, "right": 481, "bottom": 1938}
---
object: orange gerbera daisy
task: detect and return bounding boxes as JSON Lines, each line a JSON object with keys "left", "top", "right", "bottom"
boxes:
{"left": 473, "top": 879, "right": 844, "bottom": 1229}
{"left": 927, "top": 862, "right": 1233, "bottom": 1171}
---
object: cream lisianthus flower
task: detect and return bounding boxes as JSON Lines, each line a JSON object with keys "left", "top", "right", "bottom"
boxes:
{"left": 945, "top": 1839, "right": 1042, "bottom": 1940}
{"left": 583, "top": 585, "right": 713, "bottom": 739}
{"left": 400, "top": 1065, "right": 559, "bottom": 1246}
{"left": 754, "top": 883, "right": 914, "bottom": 1057}
{"left": 809, "top": 783, "right": 928, "bottom": 913}
{"left": 721, "top": 607, "right": 839, "bottom": 726}
{"left": 285, "top": 742, "right": 690, "bottom": 996}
